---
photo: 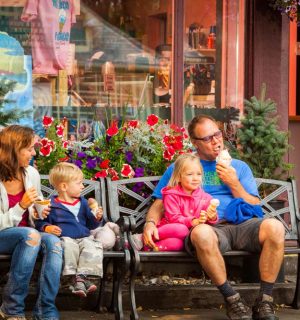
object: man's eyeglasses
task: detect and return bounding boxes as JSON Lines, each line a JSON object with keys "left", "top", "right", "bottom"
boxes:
{"left": 192, "top": 130, "right": 223, "bottom": 143}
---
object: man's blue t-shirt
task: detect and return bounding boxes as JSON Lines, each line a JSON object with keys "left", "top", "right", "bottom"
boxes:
{"left": 153, "top": 158, "right": 259, "bottom": 220}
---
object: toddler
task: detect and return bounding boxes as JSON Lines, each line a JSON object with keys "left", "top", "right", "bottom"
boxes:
{"left": 35, "top": 162, "right": 104, "bottom": 297}
{"left": 146, "top": 153, "right": 219, "bottom": 251}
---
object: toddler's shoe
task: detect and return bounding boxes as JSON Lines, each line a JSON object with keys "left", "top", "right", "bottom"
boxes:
{"left": 84, "top": 279, "right": 97, "bottom": 294}
{"left": 71, "top": 275, "right": 87, "bottom": 298}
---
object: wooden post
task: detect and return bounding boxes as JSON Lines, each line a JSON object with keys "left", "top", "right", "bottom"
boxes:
{"left": 58, "top": 69, "right": 68, "bottom": 107}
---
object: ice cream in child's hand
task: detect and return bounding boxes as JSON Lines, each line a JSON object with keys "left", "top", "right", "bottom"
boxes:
{"left": 88, "top": 198, "right": 99, "bottom": 215}
{"left": 208, "top": 199, "right": 220, "bottom": 211}
{"left": 216, "top": 149, "right": 232, "bottom": 167}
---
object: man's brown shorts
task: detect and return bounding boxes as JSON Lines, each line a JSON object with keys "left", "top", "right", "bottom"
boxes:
{"left": 185, "top": 218, "right": 264, "bottom": 256}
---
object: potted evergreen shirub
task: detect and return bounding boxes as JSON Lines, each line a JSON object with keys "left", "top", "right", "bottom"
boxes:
{"left": 233, "top": 84, "right": 293, "bottom": 194}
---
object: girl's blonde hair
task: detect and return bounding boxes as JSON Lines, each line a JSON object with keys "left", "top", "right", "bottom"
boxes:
{"left": 168, "top": 153, "right": 203, "bottom": 188}
{"left": 49, "top": 162, "right": 83, "bottom": 189}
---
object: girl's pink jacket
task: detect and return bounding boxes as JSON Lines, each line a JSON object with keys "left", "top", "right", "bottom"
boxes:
{"left": 159, "top": 185, "right": 218, "bottom": 228}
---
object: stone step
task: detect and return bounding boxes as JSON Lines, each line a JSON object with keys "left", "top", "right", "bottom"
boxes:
{"left": 15, "top": 279, "right": 296, "bottom": 311}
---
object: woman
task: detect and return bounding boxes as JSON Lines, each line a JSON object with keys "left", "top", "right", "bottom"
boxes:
{"left": 0, "top": 125, "right": 62, "bottom": 320}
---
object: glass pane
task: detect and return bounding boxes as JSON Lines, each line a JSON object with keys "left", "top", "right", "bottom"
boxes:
{"left": 184, "top": 0, "right": 244, "bottom": 124}
{"left": 0, "top": 1, "right": 173, "bottom": 138}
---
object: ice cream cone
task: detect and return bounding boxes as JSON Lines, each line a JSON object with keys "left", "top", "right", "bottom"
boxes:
{"left": 34, "top": 199, "right": 51, "bottom": 219}
{"left": 208, "top": 198, "right": 220, "bottom": 211}
{"left": 88, "top": 198, "right": 99, "bottom": 215}
{"left": 216, "top": 149, "right": 232, "bottom": 167}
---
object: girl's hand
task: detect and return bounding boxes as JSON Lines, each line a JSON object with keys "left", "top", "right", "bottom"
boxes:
{"left": 95, "top": 207, "right": 103, "bottom": 221}
{"left": 207, "top": 207, "right": 218, "bottom": 221}
{"left": 191, "top": 218, "right": 200, "bottom": 227}
{"left": 198, "top": 210, "right": 207, "bottom": 224}
{"left": 20, "top": 187, "right": 39, "bottom": 209}
{"left": 45, "top": 225, "right": 62, "bottom": 236}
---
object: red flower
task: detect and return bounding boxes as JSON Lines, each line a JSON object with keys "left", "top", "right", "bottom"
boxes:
{"left": 39, "top": 144, "right": 52, "bottom": 157}
{"left": 163, "top": 147, "right": 175, "bottom": 161}
{"left": 62, "top": 140, "right": 69, "bottom": 149}
{"left": 146, "top": 114, "right": 159, "bottom": 126}
{"left": 94, "top": 170, "right": 108, "bottom": 179}
{"left": 99, "top": 159, "right": 110, "bottom": 169}
{"left": 128, "top": 120, "right": 138, "bottom": 128}
{"left": 170, "top": 124, "right": 181, "bottom": 132}
{"left": 59, "top": 156, "right": 69, "bottom": 162}
{"left": 42, "top": 116, "right": 54, "bottom": 128}
{"left": 107, "top": 168, "right": 119, "bottom": 181}
{"left": 121, "top": 164, "right": 135, "bottom": 178}
{"left": 56, "top": 124, "right": 64, "bottom": 138}
{"left": 108, "top": 168, "right": 118, "bottom": 176}
{"left": 106, "top": 121, "right": 119, "bottom": 137}
{"left": 162, "top": 135, "right": 183, "bottom": 151}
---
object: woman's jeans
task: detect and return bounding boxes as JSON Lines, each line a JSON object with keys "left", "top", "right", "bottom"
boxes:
{"left": 0, "top": 227, "right": 63, "bottom": 319}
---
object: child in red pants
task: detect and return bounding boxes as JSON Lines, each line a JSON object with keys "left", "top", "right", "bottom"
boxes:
{"left": 144, "top": 153, "right": 219, "bottom": 251}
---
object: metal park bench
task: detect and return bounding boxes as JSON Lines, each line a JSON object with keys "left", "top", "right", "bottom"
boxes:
{"left": 106, "top": 176, "right": 300, "bottom": 320}
{"left": 0, "top": 175, "right": 130, "bottom": 320}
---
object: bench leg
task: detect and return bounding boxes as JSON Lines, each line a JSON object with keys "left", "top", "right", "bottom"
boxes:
{"left": 126, "top": 231, "right": 141, "bottom": 320}
{"left": 96, "top": 258, "right": 110, "bottom": 313}
{"left": 110, "top": 252, "right": 131, "bottom": 320}
{"left": 292, "top": 253, "right": 300, "bottom": 309}
{"left": 129, "top": 250, "right": 140, "bottom": 320}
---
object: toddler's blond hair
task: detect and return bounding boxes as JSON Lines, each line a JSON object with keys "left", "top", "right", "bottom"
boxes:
{"left": 168, "top": 153, "right": 203, "bottom": 188}
{"left": 49, "top": 162, "right": 83, "bottom": 189}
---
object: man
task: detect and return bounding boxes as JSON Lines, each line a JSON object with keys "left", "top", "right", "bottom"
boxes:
{"left": 143, "top": 115, "right": 284, "bottom": 320}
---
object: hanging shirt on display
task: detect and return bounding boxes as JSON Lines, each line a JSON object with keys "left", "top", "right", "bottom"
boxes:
{"left": 21, "top": 0, "right": 76, "bottom": 75}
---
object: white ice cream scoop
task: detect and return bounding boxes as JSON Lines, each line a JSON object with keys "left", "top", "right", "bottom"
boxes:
{"left": 216, "top": 149, "right": 232, "bottom": 167}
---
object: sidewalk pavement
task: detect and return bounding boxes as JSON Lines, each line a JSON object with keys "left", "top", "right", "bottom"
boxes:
{"left": 26, "top": 308, "right": 300, "bottom": 319}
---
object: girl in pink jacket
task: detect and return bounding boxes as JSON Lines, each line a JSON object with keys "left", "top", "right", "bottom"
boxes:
{"left": 147, "top": 153, "right": 218, "bottom": 251}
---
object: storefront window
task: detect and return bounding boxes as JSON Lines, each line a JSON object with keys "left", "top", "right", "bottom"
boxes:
{"left": 0, "top": 0, "right": 173, "bottom": 137}
{"left": 0, "top": 0, "right": 245, "bottom": 136}
{"left": 183, "top": 0, "right": 245, "bottom": 124}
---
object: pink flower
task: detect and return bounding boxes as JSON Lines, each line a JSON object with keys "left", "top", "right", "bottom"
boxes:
{"left": 56, "top": 124, "right": 64, "bottom": 138}
{"left": 94, "top": 170, "right": 108, "bottom": 179}
{"left": 42, "top": 116, "right": 54, "bottom": 128}
{"left": 106, "top": 121, "right": 119, "bottom": 137}
{"left": 146, "top": 114, "right": 159, "bottom": 126}
{"left": 121, "top": 164, "right": 135, "bottom": 178}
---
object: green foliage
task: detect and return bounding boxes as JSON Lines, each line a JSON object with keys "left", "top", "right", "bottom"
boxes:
{"left": 236, "top": 83, "right": 293, "bottom": 181}
{"left": 0, "top": 78, "right": 32, "bottom": 126}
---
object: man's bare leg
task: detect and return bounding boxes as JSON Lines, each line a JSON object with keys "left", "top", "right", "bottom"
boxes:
{"left": 191, "top": 224, "right": 226, "bottom": 285}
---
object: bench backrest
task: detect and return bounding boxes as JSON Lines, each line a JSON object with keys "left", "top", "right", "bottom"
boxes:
{"left": 106, "top": 176, "right": 300, "bottom": 240}
{"left": 40, "top": 174, "right": 107, "bottom": 220}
